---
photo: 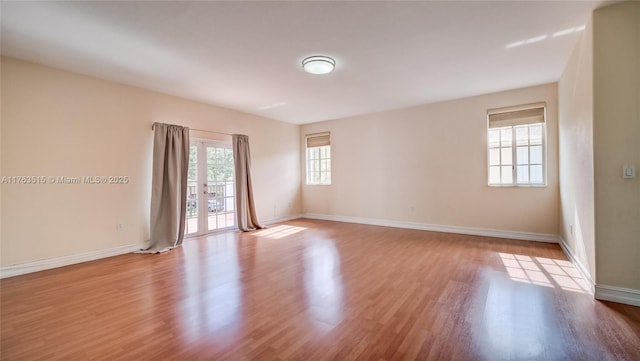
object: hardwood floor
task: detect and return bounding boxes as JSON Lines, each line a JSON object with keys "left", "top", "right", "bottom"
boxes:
{"left": 1, "top": 219, "right": 639, "bottom": 360}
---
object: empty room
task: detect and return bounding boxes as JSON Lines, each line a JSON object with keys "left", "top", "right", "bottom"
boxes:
{"left": 1, "top": 1, "right": 639, "bottom": 360}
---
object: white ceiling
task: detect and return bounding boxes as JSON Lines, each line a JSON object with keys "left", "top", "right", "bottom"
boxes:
{"left": 1, "top": 1, "right": 608, "bottom": 124}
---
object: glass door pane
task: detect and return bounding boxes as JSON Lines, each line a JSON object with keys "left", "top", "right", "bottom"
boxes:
{"left": 185, "top": 145, "right": 199, "bottom": 235}
{"left": 206, "top": 145, "right": 235, "bottom": 231}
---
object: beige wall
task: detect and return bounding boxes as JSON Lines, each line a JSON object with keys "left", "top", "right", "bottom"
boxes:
{"left": 558, "top": 19, "right": 596, "bottom": 280}
{"left": 593, "top": 2, "right": 640, "bottom": 290}
{"left": 0, "top": 58, "right": 3, "bottom": 253}
{"left": 0, "top": 57, "right": 301, "bottom": 267}
{"left": 301, "top": 83, "right": 559, "bottom": 236}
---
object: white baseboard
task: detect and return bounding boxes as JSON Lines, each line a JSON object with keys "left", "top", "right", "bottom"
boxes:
{"left": 595, "top": 285, "right": 640, "bottom": 307}
{"left": 302, "top": 213, "right": 560, "bottom": 243}
{"left": 0, "top": 244, "right": 141, "bottom": 279}
{"left": 557, "top": 237, "right": 595, "bottom": 294}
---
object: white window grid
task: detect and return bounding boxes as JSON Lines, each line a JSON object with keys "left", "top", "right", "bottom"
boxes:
{"left": 488, "top": 123, "right": 546, "bottom": 186}
{"left": 306, "top": 145, "right": 331, "bottom": 185}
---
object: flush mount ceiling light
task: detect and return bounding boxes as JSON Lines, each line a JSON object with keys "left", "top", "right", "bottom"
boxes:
{"left": 302, "top": 56, "right": 335, "bottom": 75}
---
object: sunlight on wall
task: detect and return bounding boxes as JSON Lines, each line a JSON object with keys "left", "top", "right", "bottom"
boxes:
{"left": 253, "top": 225, "right": 307, "bottom": 239}
{"left": 499, "top": 253, "right": 589, "bottom": 293}
{"left": 572, "top": 205, "right": 591, "bottom": 280}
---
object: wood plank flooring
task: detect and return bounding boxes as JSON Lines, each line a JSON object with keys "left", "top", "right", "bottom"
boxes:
{"left": 1, "top": 219, "right": 639, "bottom": 360}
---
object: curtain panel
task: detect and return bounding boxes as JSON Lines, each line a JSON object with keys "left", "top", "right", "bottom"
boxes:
{"left": 140, "top": 123, "right": 190, "bottom": 253}
{"left": 232, "top": 134, "right": 263, "bottom": 231}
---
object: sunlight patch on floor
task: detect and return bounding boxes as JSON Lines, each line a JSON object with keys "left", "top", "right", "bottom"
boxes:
{"left": 253, "top": 225, "right": 307, "bottom": 239}
{"left": 499, "top": 253, "right": 589, "bottom": 293}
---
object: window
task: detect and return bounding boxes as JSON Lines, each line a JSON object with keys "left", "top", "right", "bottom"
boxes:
{"left": 306, "top": 132, "right": 331, "bottom": 185}
{"left": 488, "top": 103, "right": 546, "bottom": 186}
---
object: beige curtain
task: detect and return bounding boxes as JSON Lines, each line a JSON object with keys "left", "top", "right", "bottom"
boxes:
{"left": 140, "top": 123, "right": 190, "bottom": 253}
{"left": 232, "top": 134, "right": 263, "bottom": 231}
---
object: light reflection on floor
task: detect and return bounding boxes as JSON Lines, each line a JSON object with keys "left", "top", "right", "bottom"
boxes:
{"left": 474, "top": 252, "right": 591, "bottom": 360}
{"left": 499, "top": 253, "right": 589, "bottom": 293}
{"left": 304, "top": 238, "right": 344, "bottom": 331}
{"left": 179, "top": 236, "right": 242, "bottom": 343}
{"left": 253, "top": 225, "right": 307, "bottom": 239}
{"left": 480, "top": 276, "right": 548, "bottom": 360}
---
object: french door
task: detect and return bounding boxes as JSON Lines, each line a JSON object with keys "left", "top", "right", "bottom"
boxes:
{"left": 185, "top": 140, "right": 235, "bottom": 236}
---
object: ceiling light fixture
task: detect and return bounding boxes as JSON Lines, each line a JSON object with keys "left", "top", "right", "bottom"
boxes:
{"left": 302, "top": 56, "right": 335, "bottom": 75}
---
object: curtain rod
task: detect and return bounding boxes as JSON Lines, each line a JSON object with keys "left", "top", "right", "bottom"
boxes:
{"left": 152, "top": 122, "right": 232, "bottom": 136}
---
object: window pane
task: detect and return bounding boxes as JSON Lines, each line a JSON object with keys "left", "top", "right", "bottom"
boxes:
{"left": 530, "top": 145, "right": 542, "bottom": 164}
{"left": 488, "top": 129, "right": 500, "bottom": 148}
{"left": 320, "top": 159, "right": 327, "bottom": 171}
{"left": 489, "top": 166, "right": 501, "bottom": 184}
{"left": 207, "top": 165, "right": 216, "bottom": 182}
{"left": 489, "top": 148, "right": 500, "bottom": 166}
{"left": 531, "top": 165, "right": 543, "bottom": 184}
{"left": 517, "top": 165, "right": 529, "bottom": 184}
{"left": 500, "top": 128, "right": 512, "bottom": 147}
{"left": 515, "top": 126, "right": 529, "bottom": 146}
{"left": 501, "top": 166, "right": 513, "bottom": 184}
{"left": 186, "top": 145, "right": 198, "bottom": 234}
{"left": 320, "top": 172, "right": 329, "bottom": 184}
{"left": 517, "top": 146, "right": 529, "bottom": 165}
{"left": 530, "top": 125, "right": 542, "bottom": 145}
{"left": 501, "top": 147, "right": 512, "bottom": 165}
{"left": 188, "top": 146, "right": 198, "bottom": 182}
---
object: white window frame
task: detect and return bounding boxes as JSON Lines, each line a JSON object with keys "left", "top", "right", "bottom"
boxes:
{"left": 487, "top": 103, "right": 547, "bottom": 187}
{"left": 305, "top": 132, "right": 331, "bottom": 185}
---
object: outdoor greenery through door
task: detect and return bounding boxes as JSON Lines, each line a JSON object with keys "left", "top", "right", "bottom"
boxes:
{"left": 185, "top": 141, "right": 235, "bottom": 235}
